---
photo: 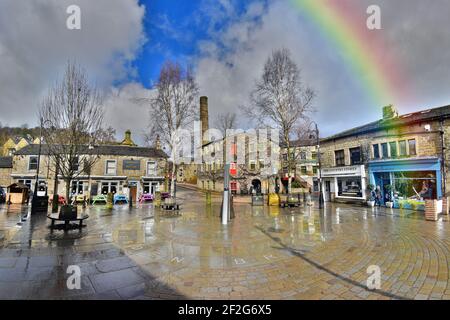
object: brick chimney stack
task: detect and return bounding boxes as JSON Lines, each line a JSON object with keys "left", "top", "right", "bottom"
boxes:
{"left": 200, "top": 96, "right": 209, "bottom": 144}
{"left": 155, "top": 135, "right": 161, "bottom": 150}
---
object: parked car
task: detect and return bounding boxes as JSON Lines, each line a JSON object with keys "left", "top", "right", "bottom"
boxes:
{"left": 0, "top": 186, "right": 6, "bottom": 203}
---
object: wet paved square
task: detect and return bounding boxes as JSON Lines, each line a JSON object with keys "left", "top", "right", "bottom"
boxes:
{"left": 1, "top": 187, "right": 450, "bottom": 300}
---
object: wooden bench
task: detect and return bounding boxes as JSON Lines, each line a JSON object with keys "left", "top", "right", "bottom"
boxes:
{"left": 47, "top": 213, "right": 89, "bottom": 230}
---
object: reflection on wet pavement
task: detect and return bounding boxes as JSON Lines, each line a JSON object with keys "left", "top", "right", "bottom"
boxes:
{"left": 1, "top": 187, "right": 450, "bottom": 300}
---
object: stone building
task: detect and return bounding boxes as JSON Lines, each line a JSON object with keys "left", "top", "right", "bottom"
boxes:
{"left": 196, "top": 96, "right": 279, "bottom": 194}
{"left": 280, "top": 140, "right": 319, "bottom": 192}
{"left": 2, "top": 136, "right": 39, "bottom": 156}
{"left": 319, "top": 104, "right": 450, "bottom": 208}
{"left": 0, "top": 157, "right": 12, "bottom": 187}
{"left": 10, "top": 131, "right": 168, "bottom": 200}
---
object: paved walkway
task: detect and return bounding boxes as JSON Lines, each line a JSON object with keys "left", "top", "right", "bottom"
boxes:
{"left": 1, "top": 188, "right": 450, "bottom": 300}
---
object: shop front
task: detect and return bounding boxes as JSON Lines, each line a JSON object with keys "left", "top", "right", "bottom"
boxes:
{"left": 141, "top": 176, "right": 165, "bottom": 195}
{"left": 368, "top": 157, "right": 442, "bottom": 210}
{"left": 321, "top": 165, "right": 366, "bottom": 203}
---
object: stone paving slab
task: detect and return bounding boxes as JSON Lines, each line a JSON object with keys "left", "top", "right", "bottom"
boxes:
{"left": 0, "top": 188, "right": 449, "bottom": 299}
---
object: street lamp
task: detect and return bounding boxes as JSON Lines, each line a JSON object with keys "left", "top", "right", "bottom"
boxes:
{"left": 31, "top": 117, "right": 50, "bottom": 214}
{"left": 309, "top": 121, "right": 324, "bottom": 210}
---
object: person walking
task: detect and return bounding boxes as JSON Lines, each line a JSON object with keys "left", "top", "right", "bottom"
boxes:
{"left": 375, "top": 185, "right": 382, "bottom": 207}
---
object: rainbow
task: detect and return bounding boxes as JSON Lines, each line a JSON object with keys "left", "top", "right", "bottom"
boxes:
{"left": 290, "top": 0, "right": 409, "bottom": 107}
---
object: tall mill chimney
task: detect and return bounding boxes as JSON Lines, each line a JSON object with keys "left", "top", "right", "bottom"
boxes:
{"left": 200, "top": 96, "right": 209, "bottom": 144}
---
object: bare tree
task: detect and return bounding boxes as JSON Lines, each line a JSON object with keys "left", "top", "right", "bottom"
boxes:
{"left": 149, "top": 60, "right": 199, "bottom": 197}
{"left": 245, "top": 48, "right": 315, "bottom": 192}
{"left": 214, "top": 112, "right": 237, "bottom": 136}
{"left": 39, "top": 62, "right": 105, "bottom": 202}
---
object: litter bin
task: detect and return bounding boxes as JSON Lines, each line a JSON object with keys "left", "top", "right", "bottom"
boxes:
{"left": 31, "top": 195, "right": 49, "bottom": 213}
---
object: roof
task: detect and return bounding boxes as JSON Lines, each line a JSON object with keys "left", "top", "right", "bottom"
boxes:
{"left": 322, "top": 104, "right": 450, "bottom": 142}
{"left": 282, "top": 139, "right": 317, "bottom": 148}
{"left": 0, "top": 157, "right": 13, "bottom": 168}
{"left": 14, "top": 144, "right": 168, "bottom": 158}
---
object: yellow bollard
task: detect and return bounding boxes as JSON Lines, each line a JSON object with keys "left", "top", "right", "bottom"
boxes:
{"left": 268, "top": 193, "right": 280, "bottom": 206}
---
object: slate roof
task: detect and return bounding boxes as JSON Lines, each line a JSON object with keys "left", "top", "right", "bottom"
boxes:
{"left": 322, "top": 105, "right": 450, "bottom": 142}
{"left": 0, "top": 157, "right": 13, "bottom": 168}
{"left": 14, "top": 144, "right": 168, "bottom": 158}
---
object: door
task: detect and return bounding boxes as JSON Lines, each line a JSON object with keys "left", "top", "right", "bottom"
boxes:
{"left": 325, "top": 181, "right": 331, "bottom": 202}
{"left": 374, "top": 173, "right": 390, "bottom": 204}
{"left": 130, "top": 186, "right": 137, "bottom": 202}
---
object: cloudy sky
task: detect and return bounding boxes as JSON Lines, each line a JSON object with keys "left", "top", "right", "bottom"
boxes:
{"left": 1, "top": 0, "right": 450, "bottom": 144}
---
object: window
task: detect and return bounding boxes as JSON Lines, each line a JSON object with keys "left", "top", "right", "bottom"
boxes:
{"left": 29, "top": 156, "right": 38, "bottom": 170}
{"left": 300, "top": 151, "right": 307, "bottom": 160}
{"left": 71, "top": 181, "right": 84, "bottom": 195}
{"left": 105, "top": 160, "right": 116, "bottom": 175}
{"left": 373, "top": 144, "right": 380, "bottom": 159}
{"left": 311, "top": 152, "right": 317, "bottom": 160}
{"left": 389, "top": 142, "right": 398, "bottom": 158}
{"left": 335, "top": 150, "right": 345, "bottom": 166}
{"left": 101, "top": 181, "right": 118, "bottom": 194}
{"left": 71, "top": 156, "right": 79, "bottom": 171}
{"left": 19, "top": 179, "right": 32, "bottom": 189}
{"left": 350, "top": 147, "right": 361, "bottom": 165}
{"left": 313, "top": 166, "right": 318, "bottom": 174}
{"left": 249, "top": 161, "right": 256, "bottom": 171}
{"left": 408, "top": 139, "right": 417, "bottom": 155}
{"left": 399, "top": 140, "right": 407, "bottom": 156}
{"left": 147, "top": 161, "right": 157, "bottom": 176}
{"left": 259, "top": 160, "right": 265, "bottom": 169}
{"left": 301, "top": 166, "right": 307, "bottom": 175}
{"left": 282, "top": 154, "right": 288, "bottom": 161}
{"left": 381, "top": 143, "right": 388, "bottom": 158}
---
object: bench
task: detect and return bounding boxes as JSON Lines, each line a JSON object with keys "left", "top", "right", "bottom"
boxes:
{"left": 47, "top": 213, "right": 89, "bottom": 230}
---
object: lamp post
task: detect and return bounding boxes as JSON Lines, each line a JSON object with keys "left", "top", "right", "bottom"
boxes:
{"left": 310, "top": 121, "right": 323, "bottom": 210}
{"left": 31, "top": 117, "right": 46, "bottom": 214}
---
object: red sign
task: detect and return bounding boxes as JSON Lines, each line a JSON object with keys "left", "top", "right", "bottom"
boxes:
{"left": 230, "top": 162, "right": 237, "bottom": 176}
{"left": 230, "top": 143, "right": 237, "bottom": 156}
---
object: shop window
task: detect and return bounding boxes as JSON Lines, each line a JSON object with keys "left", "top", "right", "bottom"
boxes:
{"left": 101, "top": 182, "right": 118, "bottom": 194}
{"left": 337, "top": 177, "right": 362, "bottom": 197}
{"left": 408, "top": 139, "right": 417, "bottom": 155}
{"left": 373, "top": 144, "right": 380, "bottom": 159}
{"left": 105, "top": 160, "right": 116, "bottom": 175}
{"left": 71, "top": 181, "right": 84, "bottom": 195}
{"left": 381, "top": 143, "right": 389, "bottom": 158}
{"left": 29, "top": 156, "right": 38, "bottom": 170}
{"left": 335, "top": 150, "right": 345, "bottom": 166}
{"left": 392, "top": 171, "right": 436, "bottom": 200}
{"left": 389, "top": 142, "right": 398, "bottom": 158}
{"left": 19, "top": 179, "right": 32, "bottom": 189}
{"left": 350, "top": 147, "right": 361, "bottom": 165}
{"left": 399, "top": 140, "right": 407, "bottom": 156}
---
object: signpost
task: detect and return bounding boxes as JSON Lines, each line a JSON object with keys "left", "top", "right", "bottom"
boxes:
{"left": 221, "top": 164, "right": 231, "bottom": 225}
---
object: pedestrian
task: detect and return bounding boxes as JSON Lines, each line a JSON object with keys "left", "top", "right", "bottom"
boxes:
{"left": 375, "top": 185, "right": 382, "bottom": 207}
